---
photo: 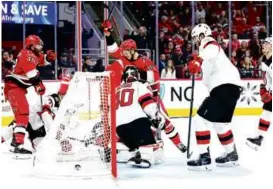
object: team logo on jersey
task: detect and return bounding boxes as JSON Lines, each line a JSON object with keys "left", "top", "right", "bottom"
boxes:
{"left": 159, "top": 83, "right": 165, "bottom": 99}
{"left": 240, "top": 82, "right": 259, "bottom": 105}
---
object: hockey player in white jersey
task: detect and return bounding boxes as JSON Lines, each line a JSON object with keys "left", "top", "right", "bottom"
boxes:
{"left": 2, "top": 75, "right": 71, "bottom": 153}
{"left": 186, "top": 24, "right": 243, "bottom": 170}
{"left": 246, "top": 37, "right": 272, "bottom": 150}
{"left": 116, "top": 66, "right": 165, "bottom": 168}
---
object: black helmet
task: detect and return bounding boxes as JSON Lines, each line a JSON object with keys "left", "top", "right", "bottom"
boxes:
{"left": 122, "top": 66, "right": 140, "bottom": 83}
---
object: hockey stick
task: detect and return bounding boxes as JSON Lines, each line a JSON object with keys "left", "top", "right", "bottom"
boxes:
{"left": 187, "top": 74, "right": 195, "bottom": 159}
{"left": 40, "top": 95, "right": 43, "bottom": 112}
{"left": 104, "top": 2, "right": 117, "bottom": 20}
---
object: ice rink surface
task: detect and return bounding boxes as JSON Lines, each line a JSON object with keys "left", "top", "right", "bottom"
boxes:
{"left": 1, "top": 116, "right": 272, "bottom": 189}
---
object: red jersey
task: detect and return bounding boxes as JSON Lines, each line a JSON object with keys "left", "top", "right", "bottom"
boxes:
{"left": 106, "top": 45, "right": 160, "bottom": 92}
{"left": 5, "top": 49, "right": 48, "bottom": 88}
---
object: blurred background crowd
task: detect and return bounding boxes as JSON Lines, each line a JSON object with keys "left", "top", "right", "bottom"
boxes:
{"left": 2, "top": 1, "right": 272, "bottom": 80}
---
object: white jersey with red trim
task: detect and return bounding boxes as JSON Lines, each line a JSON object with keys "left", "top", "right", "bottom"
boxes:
{"left": 116, "top": 81, "right": 157, "bottom": 126}
{"left": 261, "top": 55, "right": 272, "bottom": 92}
{"left": 199, "top": 37, "right": 242, "bottom": 92}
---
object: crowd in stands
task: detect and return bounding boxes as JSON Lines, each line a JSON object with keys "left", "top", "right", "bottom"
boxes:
{"left": 2, "top": 1, "right": 271, "bottom": 81}
{"left": 126, "top": 1, "right": 270, "bottom": 79}
{"left": 1, "top": 47, "right": 104, "bottom": 80}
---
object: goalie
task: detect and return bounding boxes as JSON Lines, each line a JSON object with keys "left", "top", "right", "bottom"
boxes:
{"left": 116, "top": 66, "right": 164, "bottom": 168}
{"left": 101, "top": 20, "right": 186, "bottom": 153}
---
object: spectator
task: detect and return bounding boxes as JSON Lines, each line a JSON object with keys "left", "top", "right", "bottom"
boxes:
{"left": 159, "top": 30, "right": 167, "bottom": 53}
{"left": 231, "top": 50, "right": 239, "bottom": 67}
{"left": 248, "top": 32, "right": 261, "bottom": 60}
{"left": 233, "top": 9, "right": 245, "bottom": 26}
{"left": 161, "top": 59, "right": 176, "bottom": 79}
{"left": 253, "top": 17, "right": 265, "bottom": 34}
{"left": 248, "top": 5, "right": 262, "bottom": 26}
{"left": 228, "top": 34, "right": 241, "bottom": 51}
{"left": 182, "top": 42, "right": 193, "bottom": 60}
{"left": 172, "top": 47, "right": 186, "bottom": 78}
{"left": 212, "top": 24, "right": 227, "bottom": 39}
{"left": 2, "top": 50, "right": 14, "bottom": 79}
{"left": 82, "top": 56, "right": 95, "bottom": 72}
{"left": 216, "top": 34, "right": 225, "bottom": 46}
{"left": 219, "top": 11, "right": 228, "bottom": 26}
{"left": 164, "top": 41, "right": 174, "bottom": 57}
{"left": 258, "top": 25, "right": 267, "bottom": 39}
{"left": 59, "top": 52, "right": 73, "bottom": 68}
{"left": 159, "top": 54, "right": 166, "bottom": 74}
{"left": 93, "top": 58, "right": 105, "bottom": 72}
{"left": 132, "top": 26, "right": 149, "bottom": 49}
{"left": 58, "top": 52, "right": 75, "bottom": 77}
{"left": 236, "top": 18, "right": 252, "bottom": 39}
{"left": 159, "top": 15, "right": 173, "bottom": 34}
{"left": 240, "top": 56, "right": 254, "bottom": 78}
{"left": 180, "top": 7, "right": 192, "bottom": 26}
{"left": 172, "top": 47, "right": 185, "bottom": 66}
{"left": 214, "top": 2, "right": 225, "bottom": 16}
{"left": 195, "top": 3, "right": 206, "bottom": 24}
{"left": 82, "top": 27, "right": 94, "bottom": 55}
{"left": 237, "top": 41, "right": 249, "bottom": 61}
{"left": 123, "top": 29, "right": 131, "bottom": 40}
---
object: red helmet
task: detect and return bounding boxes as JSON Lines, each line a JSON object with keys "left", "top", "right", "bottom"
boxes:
{"left": 25, "top": 35, "right": 43, "bottom": 48}
{"left": 120, "top": 39, "right": 137, "bottom": 51}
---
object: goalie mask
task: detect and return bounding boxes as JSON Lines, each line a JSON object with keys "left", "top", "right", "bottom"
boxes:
{"left": 122, "top": 66, "right": 140, "bottom": 83}
{"left": 44, "top": 93, "right": 61, "bottom": 111}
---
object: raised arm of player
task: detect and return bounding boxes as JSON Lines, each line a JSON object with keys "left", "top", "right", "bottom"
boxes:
{"left": 101, "top": 20, "right": 122, "bottom": 59}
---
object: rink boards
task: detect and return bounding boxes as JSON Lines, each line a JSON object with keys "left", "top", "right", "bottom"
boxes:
{"left": 1, "top": 79, "right": 263, "bottom": 127}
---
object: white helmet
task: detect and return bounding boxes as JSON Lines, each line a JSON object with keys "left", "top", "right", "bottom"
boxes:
{"left": 191, "top": 23, "right": 212, "bottom": 39}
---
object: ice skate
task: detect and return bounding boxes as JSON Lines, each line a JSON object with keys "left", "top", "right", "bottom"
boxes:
{"left": 10, "top": 133, "right": 33, "bottom": 160}
{"left": 187, "top": 148, "right": 212, "bottom": 171}
{"left": 215, "top": 145, "right": 239, "bottom": 167}
{"left": 246, "top": 135, "right": 264, "bottom": 151}
{"left": 177, "top": 143, "right": 187, "bottom": 153}
{"left": 127, "top": 150, "right": 151, "bottom": 168}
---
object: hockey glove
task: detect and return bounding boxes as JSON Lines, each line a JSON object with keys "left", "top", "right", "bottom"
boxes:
{"left": 35, "top": 82, "right": 46, "bottom": 95}
{"left": 46, "top": 50, "right": 56, "bottom": 62}
{"left": 101, "top": 20, "right": 113, "bottom": 36}
{"left": 151, "top": 112, "right": 166, "bottom": 130}
{"left": 188, "top": 55, "right": 203, "bottom": 74}
{"left": 260, "top": 84, "right": 272, "bottom": 103}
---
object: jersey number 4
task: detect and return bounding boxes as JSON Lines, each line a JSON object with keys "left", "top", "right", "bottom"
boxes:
{"left": 116, "top": 89, "right": 134, "bottom": 109}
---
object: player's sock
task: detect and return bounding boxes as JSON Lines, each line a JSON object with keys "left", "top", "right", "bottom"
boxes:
{"left": 258, "top": 110, "right": 271, "bottom": 137}
{"left": 196, "top": 130, "right": 211, "bottom": 154}
{"left": 258, "top": 119, "right": 271, "bottom": 136}
{"left": 12, "top": 126, "right": 27, "bottom": 145}
{"left": 213, "top": 123, "right": 235, "bottom": 153}
{"left": 217, "top": 130, "right": 234, "bottom": 153}
{"left": 164, "top": 120, "right": 182, "bottom": 146}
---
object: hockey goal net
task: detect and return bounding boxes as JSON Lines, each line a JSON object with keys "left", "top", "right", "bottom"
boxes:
{"left": 33, "top": 72, "right": 116, "bottom": 178}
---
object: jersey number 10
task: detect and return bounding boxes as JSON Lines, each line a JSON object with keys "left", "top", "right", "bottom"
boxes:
{"left": 116, "top": 88, "right": 134, "bottom": 109}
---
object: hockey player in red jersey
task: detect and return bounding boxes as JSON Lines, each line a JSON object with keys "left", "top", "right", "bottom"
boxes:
{"left": 4, "top": 35, "right": 56, "bottom": 157}
{"left": 2, "top": 74, "right": 71, "bottom": 150}
{"left": 101, "top": 20, "right": 187, "bottom": 153}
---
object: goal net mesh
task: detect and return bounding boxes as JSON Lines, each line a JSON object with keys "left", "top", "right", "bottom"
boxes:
{"left": 33, "top": 72, "right": 116, "bottom": 178}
